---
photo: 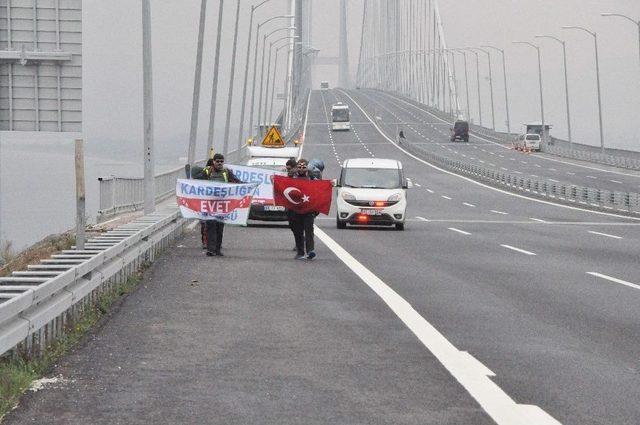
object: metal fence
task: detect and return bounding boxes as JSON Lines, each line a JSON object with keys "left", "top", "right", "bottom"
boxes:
{"left": 545, "top": 144, "right": 640, "bottom": 171}
{"left": 400, "top": 140, "right": 640, "bottom": 215}
{"left": 0, "top": 208, "right": 184, "bottom": 358}
{"left": 97, "top": 159, "right": 207, "bottom": 222}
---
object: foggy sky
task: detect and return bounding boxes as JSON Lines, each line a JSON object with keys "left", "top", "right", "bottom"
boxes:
{"left": 81, "top": 0, "right": 640, "bottom": 161}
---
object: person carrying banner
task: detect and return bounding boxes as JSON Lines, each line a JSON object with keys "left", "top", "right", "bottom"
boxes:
{"left": 198, "top": 153, "right": 241, "bottom": 257}
{"left": 292, "top": 158, "right": 318, "bottom": 260}
{"left": 285, "top": 157, "right": 299, "bottom": 251}
{"left": 193, "top": 158, "right": 215, "bottom": 249}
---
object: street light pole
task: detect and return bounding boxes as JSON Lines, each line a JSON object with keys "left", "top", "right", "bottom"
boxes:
{"left": 237, "top": 0, "right": 274, "bottom": 153}
{"left": 482, "top": 45, "right": 511, "bottom": 134}
{"left": 142, "top": 0, "right": 155, "bottom": 214}
{"left": 206, "top": 0, "right": 225, "bottom": 158}
{"left": 601, "top": 13, "right": 640, "bottom": 72}
{"left": 265, "top": 36, "right": 298, "bottom": 128}
{"left": 463, "top": 48, "right": 482, "bottom": 126}
{"left": 562, "top": 26, "right": 605, "bottom": 154}
{"left": 473, "top": 47, "right": 495, "bottom": 130}
{"left": 221, "top": 0, "right": 241, "bottom": 157}
{"left": 513, "top": 41, "right": 546, "bottom": 147}
{"left": 452, "top": 49, "right": 471, "bottom": 122}
{"left": 187, "top": 0, "right": 207, "bottom": 172}
{"left": 535, "top": 35, "right": 572, "bottom": 146}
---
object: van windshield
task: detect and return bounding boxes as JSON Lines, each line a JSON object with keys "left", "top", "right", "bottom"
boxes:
{"left": 332, "top": 108, "right": 349, "bottom": 122}
{"left": 526, "top": 134, "right": 540, "bottom": 140}
{"left": 342, "top": 168, "right": 402, "bottom": 189}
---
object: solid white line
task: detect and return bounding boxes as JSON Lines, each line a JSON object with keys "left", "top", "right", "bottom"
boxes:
{"left": 588, "top": 230, "right": 622, "bottom": 240}
{"left": 337, "top": 89, "right": 640, "bottom": 221}
{"left": 415, "top": 216, "right": 430, "bottom": 222}
{"left": 314, "top": 226, "right": 559, "bottom": 425}
{"left": 441, "top": 195, "right": 452, "bottom": 200}
{"left": 587, "top": 272, "right": 640, "bottom": 291}
{"left": 463, "top": 202, "right": 476, "bottom": 208}
{"left": 491, "top": 210, "right": 509, "bottom": 215}
{"left": 448, "top": 227, "right": 471, "bottom": 235}
{"left": 529, "top": 218, "right": 548, "bottom": 223}
{"left": 501, "top": 244, "right": 536, "bottom": 256}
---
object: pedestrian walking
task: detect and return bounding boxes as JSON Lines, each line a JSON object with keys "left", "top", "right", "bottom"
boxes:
{"left": 285, "top": 157, "right": 299, "bottom": 251}
{"left": 196, "top": 153, "right": 241, "bottom": 257}
{"left": 291, "top": 158, "right": 318, "bottom": 260}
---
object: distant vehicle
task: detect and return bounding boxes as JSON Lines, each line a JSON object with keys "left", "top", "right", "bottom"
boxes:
{"left": 320, "top": 81, "right": 329, "bottom": 91}
{"left": 335, "top": 158, "right": 409, "bottom": 231}
{"left": 331, "top": 102, "right": 350, "bottom": 131}
{"left": 450, "top": 120, "right": 469, "bottom": 142}
{"left": 515, "top": 133, "right": 541, "bottom": 151}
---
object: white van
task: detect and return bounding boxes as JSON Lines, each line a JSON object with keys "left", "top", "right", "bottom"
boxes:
{"left": 335, "top": 158, "right": 409, "bottom": 230}
{"left": 320, "top": 81, "right": 329, "bottom": 91}
{"left": 515, "top": 133, "right": 541, "bottom": 151}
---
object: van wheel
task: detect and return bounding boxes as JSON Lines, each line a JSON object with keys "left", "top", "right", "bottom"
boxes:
{"left": 337, "top": 219, "right": 347, "bottom": 229}
{"left": 395, "top": 223, "right": 405, "bottom": 231}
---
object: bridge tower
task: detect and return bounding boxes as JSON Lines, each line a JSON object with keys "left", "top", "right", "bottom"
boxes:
{"left": 338, "top": 0, "right": 351, "bottom": 88}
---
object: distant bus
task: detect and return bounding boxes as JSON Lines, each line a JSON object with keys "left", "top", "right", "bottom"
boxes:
{"left": 320, "top": 81, "right": 329, "bottom": 91}
{"left": 331, "top": 102, "right": 350, "bottom": 131}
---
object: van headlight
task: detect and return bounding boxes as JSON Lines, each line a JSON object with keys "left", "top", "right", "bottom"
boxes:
{"left": 341, "top": 192, "right": 356, "bottom": 201}
{"left": 387, "top": 193, "right": 401, "bottom": 202}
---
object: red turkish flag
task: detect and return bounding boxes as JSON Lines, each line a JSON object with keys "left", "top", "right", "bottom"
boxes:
{"left": 273, "top": 176, "right": 333, "bottom": 215}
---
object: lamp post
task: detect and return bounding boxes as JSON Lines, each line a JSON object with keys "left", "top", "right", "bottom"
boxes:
{"left": 472, "top": 47, "right": 495, "bottom": 130}
{"left": 187, "top": 0, "right": 207, "bottom": 171}
{"left": 601, "top": 13, "right": 640, "bottom": 71}
{"left": 513, "top": 41, "right": 546, "bottom": 147}
{"left": 258, "top": 26, "right": 296, "bottom": 137}
{"left": 261, "top": 31, "right": 297, "bottom": 134}
{"left": 452, "top": 49, "right": 471, "bottom": 122}
{"left": 237, "top": 0, "right": 275, "bottom": 152}
{"left": 562, "top": 26, "right": 605, "bottom": 154}
{"left": 221, "top": 0, "right": 241, "bottom": 157}
{"left": 142, "top": 0, "right": 155, "bottom": 214}
{"left": 206, "top": 0, "right": 225, "bottom": 158}
{"left": 266, "top": 36, "right": 298, "bottom": 128}
{"left": 481, "top": 45, "right": 511, "bottom": 134}
{"left": 249, "top": 16, "right": 293, "bottom": 144}
{"left": 463, "top": 48, "right": 482, "bottom": 126}
{"left": 534, "top": 35, "right": 572, "bottom": 146}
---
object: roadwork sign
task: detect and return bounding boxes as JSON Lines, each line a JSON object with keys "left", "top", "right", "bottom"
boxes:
{"left": 261, "top": 126, "right": 285, "bottom": 147}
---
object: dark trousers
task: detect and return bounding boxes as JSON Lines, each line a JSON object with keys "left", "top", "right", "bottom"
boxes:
{"left": 291, "top": 213, "right": 315, "bottom": 255}
{"left": 200, "top": 221, "right": 207, "bottom": 247}
{"left": 205, "top": 221, "right": 225, "bottom": 253}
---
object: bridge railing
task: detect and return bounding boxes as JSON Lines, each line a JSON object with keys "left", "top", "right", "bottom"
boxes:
{"left": 97, "top": 159, "right": 207, "bottom": 222}
{"left": 545, "top": 143, "right": 640, "bottom": 171}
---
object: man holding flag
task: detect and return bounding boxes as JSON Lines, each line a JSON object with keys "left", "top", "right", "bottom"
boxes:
{"left": 273, "top": 158, "right": 332, "bottom": 260}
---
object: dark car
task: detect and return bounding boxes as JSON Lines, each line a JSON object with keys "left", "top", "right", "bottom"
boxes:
{"left": 450, "top": 120, "right": 469, "bottom": 143}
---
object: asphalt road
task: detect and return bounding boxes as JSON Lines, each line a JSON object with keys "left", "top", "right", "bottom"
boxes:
{"left": 7, "top": 89, "right": 640, "bottom": 425}
{"left": 344, "top": 89, "right": 640, "bottom": 194}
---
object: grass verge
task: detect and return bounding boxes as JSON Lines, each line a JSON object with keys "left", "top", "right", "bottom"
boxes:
{"left": 0, "top": 267, "right": 147, "bottom": 419}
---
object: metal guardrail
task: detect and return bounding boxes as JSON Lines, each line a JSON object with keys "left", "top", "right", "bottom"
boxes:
{"left": 545, "top": 144, "right": 640, "bottom": 171}
{"left": 0, "top": 208, "right": 184, "bottom": 357}
{"left": 399, "top": 140, "right": 640, "bottom": 215}
{"left": 97, "top": 160, "right": 206, "bottom": 222}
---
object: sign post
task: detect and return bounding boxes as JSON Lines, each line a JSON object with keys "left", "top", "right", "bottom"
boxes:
{"left": 74, "top": 139, "right": 86, "bottom": 250}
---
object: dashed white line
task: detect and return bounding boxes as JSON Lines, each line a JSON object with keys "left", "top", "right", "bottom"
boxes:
{"left": 548, "top": 168, "right": 557, "bottom": 171}
{"left": 548, "top": 179, "right": 559, "bottom": 183}
{"left": 441, "top": 195, "right": 452, "bottom": 200}
{"left": 463, "top": 202, "right": 476, "bottom": 208}
{"left": 448, "top": 227, "right": 471, "bottom": 235}
{"left": 490, "top": 210, "right": 509, "bottom": 215}
{"left": 416, "top": 216, "right": 430, "bottom": 222}
{"left": 588, "top": 230, "right": 622, "bottom": 239}
{"left": 566, "top": 172, "right": 575, "bottom": 175}
{"left": 586, "top": 175, "right": 598, "bottom": 179}
{"left": 587, "top": 272, "right": 640, "bottom": 291}
{"left": 501, "top": 244, "right": 536, "bottom": 256}
{"left": 529, "top": 218, "right": 548, "bottom": 223}
{"left": 414, "top": 183, "right": 422, "bottom": 187}
{"left": 425, "top": 188, "right": 434, "bottom": 194}
{"left": 610, "top": 180, "right": 622, "bottom": 184}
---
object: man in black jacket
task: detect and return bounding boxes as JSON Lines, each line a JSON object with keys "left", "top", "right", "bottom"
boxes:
{"left": 195, "top": 153, "right": 241, "bottom": 257}
{"left": 291, "top": 158, "right": 317, "bottom": 260}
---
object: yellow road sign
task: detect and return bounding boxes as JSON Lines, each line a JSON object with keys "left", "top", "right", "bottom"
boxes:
{"left": 261, "top": 126, "right": 285, "bottom": 147}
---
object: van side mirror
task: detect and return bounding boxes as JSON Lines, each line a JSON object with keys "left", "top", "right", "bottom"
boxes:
{"left": 402, "top": 178, "right": 412, "bottom": 189}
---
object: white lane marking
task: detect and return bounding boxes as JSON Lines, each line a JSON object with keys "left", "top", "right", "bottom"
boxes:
{"left": 512, "top": 171, "right": 522, "bottom": 174}
{"left": 416, "top": 216, "right": 430, "bottom": 221}
{"left": 501, "top": 244, "right": 536, "bottom": 256}
{"left": 534, "top": 164, "right": 541, "bottom": 168}
{"left": 315, "top": 226, "right": 559, "bottom": 425}
{"left": 415, "top": 183, "right": 422, "bottom": 187}
{"left": 337, "top": 89, "right": 640, "bottom": 221}
{"left": 588, "top": 230, "right": 622, "bottom": 240}
{"left": 463, "top": 202, "right": 476, "bottom": 208}
{"left": 491, "top": 210, "right": 509, "bottom": 215}
{"left": 529, "top": 218, "right": 548, "bottom": 223}
{"left": 549, "top": 168, "right": 557, "bottom": 171}
{"left": 501, "top": 167, "right": 508, "bottom": 171}
{"left": 425, "top": 188, "right": 434, "bottom": 193}
{"left": 479, "top": 160, "right": 485, "bottom": 164}
{"left": 548, "top": 179, "right": 559, "bottom": 183}
{"left": 586, "top": 175, "right": 597, "bottom": 179}
{"left": 566, "top": 172, "right": 575, "bottom": 175}
{"left": 587, "top": 272, "right": 640, "bottom": 291}
{"left": 441, "top": 195, "right": 452, "bottom": 200}
{"left": 610, "top": 180, "right": 622, "bottom": 184}
{"left": 448, "top": 227, "right": 471, "bottom": 235}
{"left": 530, "top": 175, "right": 539, "bottom": 178}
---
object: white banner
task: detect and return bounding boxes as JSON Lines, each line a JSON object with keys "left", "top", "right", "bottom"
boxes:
{"left": 176, "top": 179, "right": 259, "bottom": 225}
{"left": 227, "top": 164, "right": 286, "bottom": 206}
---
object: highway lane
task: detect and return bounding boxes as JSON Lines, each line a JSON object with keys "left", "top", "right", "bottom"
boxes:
{"left": 349, "top": 89, "right": 640, "bottom": 194}
{"left": 302, "top": 89, "right": 640, "bottom": 424}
